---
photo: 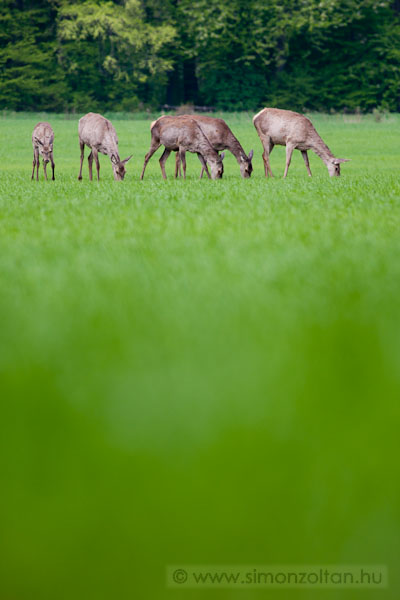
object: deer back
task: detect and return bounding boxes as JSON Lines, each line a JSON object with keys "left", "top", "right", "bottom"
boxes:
{"left": 79, "top": 112, "right": 119, "bottom": 157}
{"left": 254, "top": 107, "right": 323, "bottom": 149}
{"left": 188, "top": 116, "right": 232, "bottom": 150}
{"left": 154, "top": 116, "right": 213, "bottom": 156}
{"left": 32, "top": 122, "right": 54, "bottom": 148}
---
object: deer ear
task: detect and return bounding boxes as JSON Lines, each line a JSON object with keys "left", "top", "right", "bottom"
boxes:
{"left": 248, "top": 149, "right": 254, "bottom": 160}
{"left": 333, "top": 158, "right": 350, "bottom": 164}
{"left": 111, "top": 155, "right": 118, "bottom": 165}
{"left": 220, "top": 152, "right": 225, "bottom": 161}
{"left": 122, "top": 155, "right": 132, "bottom": 165}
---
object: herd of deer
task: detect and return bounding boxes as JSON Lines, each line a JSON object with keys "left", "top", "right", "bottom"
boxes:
{"left": 31, "top": 109, "right": 349, "bottom": 182}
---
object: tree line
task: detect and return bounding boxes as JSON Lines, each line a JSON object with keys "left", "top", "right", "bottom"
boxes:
{"left": 1, "top": 0, "right": 399, "bottom": 113}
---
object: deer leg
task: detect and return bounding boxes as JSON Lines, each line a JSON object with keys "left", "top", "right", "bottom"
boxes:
{"left": 43, "top": 160, "right": 48, "bottom": 181}
{"left": 36, "top": 150, "right": 40, "bottom": 181}
{"left": 159, "top": 148, "right": 171, "bottom": 180}
{"left": 197, "top": 154, "right": 211, "bottom": 179}
{"left": 262, "top": 137, "right": 274, "bottom": 178}
{"left": 174, "top": 152, "right": 180, "bottom": 179}
{"left": 260, "top": 135, "right": 269, "bottom": 177}
{"left": 197, "top": 154, "right": 205, "bottom": 179}
{"left": 267, "top": 141, "right": 274, "bottom": 177}
{"left": 174, "top": 152, "right": 182, "bottom": 178}
{"left": 93, "top": 149, "right": 100, "bottom": 181}
{"left": 31, "top": 150, "right": 36, "bottom": 180}
{"left": 283, "top": 143, "right": 295, "bottom": 178}
{"left": 78, "top": 141, "right": 85, "bottom": 180}
{"left": 262, "top": 151, "right": 269, "bottom": 177}
{"left": 88, "top": 151, "right": 93, "bottom": 181}
{"left": 301, "top": 150, "right": 312, "bottom": 177}
{"left": 140, "top": 141, "right": 161, "bottom": 180}
{"left": 50, "top": 153, "right": 55, "bottom": 181}
{"left": 179, "top": 149, "right": 187, "bottom": 180}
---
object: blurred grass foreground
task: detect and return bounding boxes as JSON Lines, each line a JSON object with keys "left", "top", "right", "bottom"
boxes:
{"left": 0, "top": 113, "right": 399, "bottom": 599}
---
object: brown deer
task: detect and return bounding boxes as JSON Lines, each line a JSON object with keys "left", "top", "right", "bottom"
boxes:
{"left": 32, "top": 122, "right": 55, "bottom": 181}
{"left": 140, "top": 116, "right": 225, "bottom": 180}
{"left": 253, "top": 108, "right": 349, "bottom": 178}
{"left": 174, "top": 115, "right": 253, "bottom": 179}
{"left": 78, "top": 113, "right": 132, "bottom": 181}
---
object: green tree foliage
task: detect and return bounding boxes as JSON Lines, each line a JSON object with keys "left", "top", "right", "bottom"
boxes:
{"left": 179, "top": 0, "right": 400, "bottom": 111}
{"left": 0, "top": 0, "right": 399, "bottom": 111}
{"left": 264, "top": 0, "right": 400, "bottom": 111}
{"left": 0, "top": 0, "right": 67, "bottom": 110}
{"left": 57, "top": 0, "right": 175, "bottom": 110}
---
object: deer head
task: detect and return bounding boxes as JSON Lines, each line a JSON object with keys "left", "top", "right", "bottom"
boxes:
{"left": 111, "top": 154, "right": 132, "bottom": 180}
{"left": 35, "top": 137, "right": 53, "bottom": 163}
{"left": 327, "top": 157, "right": 350, "bottom": 177}
{"left": 209, "top": 152, "right": 225, "bottom": 179}
{"left": 239, "top": 149, "right": 254, "bottom": 178}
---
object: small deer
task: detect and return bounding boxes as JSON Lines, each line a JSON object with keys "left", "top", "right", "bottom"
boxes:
{"left": 174, "top": 115, "right": 253, "bottom": 179}
{"left": 32, "top": 122, "right": 55, "bottom": 181}
{"left": 140, "top": 116, "right": 225, "bottom": 180}
{"left": 78, "top": 113, "right": 132, "bottom": 181}
{"left": 253, "top": 108, "right": 349, "bottom": 178}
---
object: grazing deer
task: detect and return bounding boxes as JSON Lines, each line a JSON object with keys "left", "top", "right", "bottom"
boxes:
{"left": 140, "top": 115, "right": 225, "bottom": 180}
{"left": 78, "top": 113, "right": 132, "bottom": 181}
{"left": 174, "top": 115, "right": 253, "bottom": 179}
{"left": 32, "top": 122, "right": 55, "bottom": 181}
{"left": 253, "top": 108, "right": 349, "bottom": 178}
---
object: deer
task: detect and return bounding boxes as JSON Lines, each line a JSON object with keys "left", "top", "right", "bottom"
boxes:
{"left": 78, "top": 113, "right": 132, "bottom": 181}
{"left": 173, "top": 115, "right": 253, "bottom": 179}
{"left": 140, "top": 115, "right": 225, "bottom": 180}
{"left": 253, "top": 108, "right": 349, "bottom": 178}
{"left": 31, "top": 122, "right": 55, "bottom": 181}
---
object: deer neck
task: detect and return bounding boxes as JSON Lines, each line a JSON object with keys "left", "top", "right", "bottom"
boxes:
{"left": 110, "top": 149, "right": 120, "bottom": 164}
{"left": 205, "top": 147, "right": 220, "bottom": 164}
{"left": 227, "top": 137, "right": 247, "bottom": 164}
{"left": 310, "top": 133, "right": 334, "bottom": 166}
{"left": 104, "top": 134, "right": 120, "bottom": 163}
{"left": 199, "top": 139, "right": 219, "bottom": 163}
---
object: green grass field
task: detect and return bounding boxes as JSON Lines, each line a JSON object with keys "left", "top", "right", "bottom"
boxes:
{"left": 0, "top": 112, "right": 399, "bottom": 599}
